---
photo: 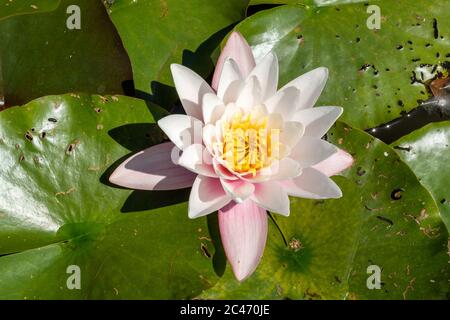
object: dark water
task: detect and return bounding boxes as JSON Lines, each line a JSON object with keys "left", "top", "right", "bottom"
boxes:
{"left": 366, "top": 82, "right": 450, "bottom": 144}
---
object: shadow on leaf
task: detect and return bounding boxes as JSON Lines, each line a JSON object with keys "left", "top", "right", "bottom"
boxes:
{"left": 108, "top": 123, "right": 166, "bottom": 152}
{"left": 207, "top": 213, "right": 227, "bottom": 277}
{"left": 121, "top": 189, "right": 190, "bottom": 213}
{"left": 134, "top": 23, "right": 236, "bottom": 112}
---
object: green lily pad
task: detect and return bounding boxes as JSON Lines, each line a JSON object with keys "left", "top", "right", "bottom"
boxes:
{"left": 0, "top": 94, "right": 219, "bottom": 299}
{"left": 104, "top": 0, "right": 248, "bottom": 107}
{"left": 0, "top": 0, "right": 60, "bottom": 21}
{"left": 233, "top": 2, "right": 450, "bottom": 129}
{"left": 392, "top": 121, "right": 450, "bottom": 231}
{"left": 200, "top": 122, "right": 450, "bottom": 300}
{"left": 0, "top": 0, "right": 132, "bottom": 108}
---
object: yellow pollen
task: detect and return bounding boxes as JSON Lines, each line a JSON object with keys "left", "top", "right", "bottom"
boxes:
{"left": 222, "top": 111, "right": 279, "bottom": 176}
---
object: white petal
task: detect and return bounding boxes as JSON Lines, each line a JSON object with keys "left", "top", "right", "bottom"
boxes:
{"left": 158, "top": 114, "right": 203, "bottom": 150}
{"left": 178, "top": 144, "right": 217, "bottom": 177}
{"left": 267, "top": 113, "right": 284, "bottom": 130}
{"left": 202, "top": 123, "right": 217, "bottom": 156}
{"left": 188, "top": 176, "right": 232, "bottom": 218}
{"left": 202, "top": 93, "right": 225, "bottom": 124}
{"left": 247, "top": 158, "right": 301, "bottom": 182}
{"left": 251, "top": 182, "right": 290, "bottom": 216}
{"left": 220, "top": 179, "right": 255, "bottom": 203}
{"left": 247, "top": 52, "right": 278, "bottom": 101}
{"left": 171, "top": 64, "right": 214, "bottom": 120}
{"left": 217, "top": 58, "right": 243, "bottom": 101}
{"left": 289, "top": 137, "right": 338, "bottom": 168}
{"left": 281, "top": 167, "right": 342, "bottom": 199}
{"left": 235, "top": 76, "right": 262, "bottom": 108}
{"left": 265, "top": 86, "right": 300, "bottom": 119}
{"left": 280, "top": 67, "right": 329, "bottom": 110}
{"left": 222, "top": 80, "right": 245, "bottom": 105}
{"left": 281, "top": 121, "right": 304, "bottom": 149}
{"left": 292, "top": 106, "right": 343, "bottom": 138}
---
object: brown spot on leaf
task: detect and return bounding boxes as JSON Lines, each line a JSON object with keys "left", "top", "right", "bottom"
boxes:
{"left": 288, "top": 238, "right": 304, "bottom": 252}
{"left": 430, "top": 77, "right": 450, "bottom": 97}
{"left": 55, "top": 187, "right": 76, "bottom": 197}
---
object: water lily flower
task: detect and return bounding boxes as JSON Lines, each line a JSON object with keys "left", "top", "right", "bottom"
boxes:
{"left": 110, "top": 31, "right": 353, "bottom": 281}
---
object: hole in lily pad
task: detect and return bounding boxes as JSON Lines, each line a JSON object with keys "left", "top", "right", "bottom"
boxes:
{"left": 391, "top": 188, "right": 404, "bottom": 200}
{"left": 66, "top": 140, "right": 80, "bottom": 155}
{"left": 200, "top": 243, "right": 211, "bottom": 259}
{"left": 25, "top": 131, "right": 33, "bottom": 142}
{"left": 433, "top": 18, "right": 439, "bottom": 39}
{"left": 356, "top": 167, "right": 366, "bottom": 176}
{"left": 376, "top": 215, "right": 394, "bottom": 226}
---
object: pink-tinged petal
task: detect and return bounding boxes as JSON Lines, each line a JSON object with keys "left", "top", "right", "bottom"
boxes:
{"left": 202, "top": 93, "right": 225, "bottom": 125}
{"left": 250, "top": 181, "right": 290, "bottom": 216}
{"left": 189, "top": 175, "right": 232, "bottom": 218}
{"left": 158, "top": 114, "right": 203, "bottom": 150}
{"left": 220, "top": 178, "right": 255, "bottom": 203}
{"left": 171, "top": 64, "right": 214, "bottom": 120}
{"left": 213, "top": 159, "right": 238, "bottom": 180}
{"left": 219, "top": 200, "right": 267, "bottom": 281}
{"left": 281, "top": 167, "right": 342, "bottom": 199}
{"left": 289, "top": 136, "right": 338, "bottom": 168}
{"left": 217, "top": 58, "right": 243, "bottom": 100}
{"left": 280, "top": 67, "right": 329, "bottom": 110}
{"left": 109, "top": 142, "right": 196, "bottom": 190}
{"left": 312, "top": 148, "right": 354, "bottom": 177}
{"left": 235, "top": 76, "right": 262, "bottom": 109}
{"left": 212, "top": 31, "right": 256, "bottom": 91}
{"left": 178, "top": 144, "right": 217, "bottom": 178}
{"left": 265, "top": 86, "right": 300, "bottom": 119}
{"left": 292, "top": 106, "right": 343, "bottom": 138}
{"left": 247, "top": 52, "right": 278, "bottom": 100}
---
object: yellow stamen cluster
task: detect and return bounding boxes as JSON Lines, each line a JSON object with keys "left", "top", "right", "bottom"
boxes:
{"left": 222, "top": 111, "right": 279, "bottom": 176}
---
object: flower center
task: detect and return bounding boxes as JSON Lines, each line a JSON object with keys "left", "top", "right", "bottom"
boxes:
{"left": 221, "top": 111, "right": 279, "bottom": 175}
